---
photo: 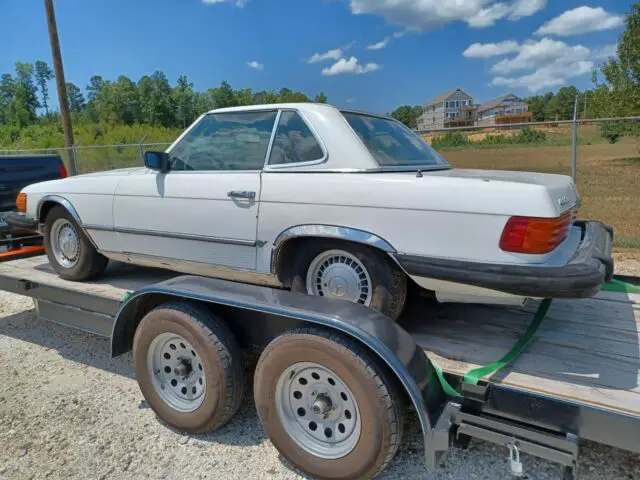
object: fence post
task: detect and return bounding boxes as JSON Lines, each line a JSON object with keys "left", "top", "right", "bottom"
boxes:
{"left": 571, "top": 96, "right": 579, "bottom": 183}
{"left": 69, "top": 143, "right": 79, "bottom": 176}
{"left": 138, "top": 133, "right": 148, "bottom": 163}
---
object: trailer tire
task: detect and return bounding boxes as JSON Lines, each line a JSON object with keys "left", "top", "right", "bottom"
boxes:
{"left": 254, "top": 327, "right": 404, "bottom": 480}
{"left": 43, "top": 205, "right": 107, "bottom": 281}
{"left": 133, "top": 301, "right": 245, "bottom": 434}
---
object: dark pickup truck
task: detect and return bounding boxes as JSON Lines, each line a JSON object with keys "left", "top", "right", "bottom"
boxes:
{"left": 0, "top": 155, "right": 67, "bottom": 235}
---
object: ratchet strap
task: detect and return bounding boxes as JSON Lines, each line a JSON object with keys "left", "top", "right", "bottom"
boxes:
{"left": 430, "top": 278, "right": 640, "bottom": 398}
{"left": 430, "top": 298, "right": 552, "bottom": 398}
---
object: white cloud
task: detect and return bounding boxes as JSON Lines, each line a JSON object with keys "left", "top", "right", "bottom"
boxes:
{"left": 492, "top": 60, "right": 593, "bottom": 92}
{"left": 463, "top": 40, "right": 520, "bottom": 58}
{"left": 509, "top": 0, "right": 546, "bottom": 20}
{"left": 307, "top": 48, "right": 344, "bottom": 64}
{"left": 247, "top": 61, "right": 264, "bottom": 70}
{"left": 464, "top": 36, "right": 611, "bottom": 92}
{"left": 467, "top": 4, "right": 511, "bottom": 28}
{"left": 592, "top": 44, "right": 618, "bottom": 60}
{"left": 491, "top": 38, "right": 590, "bottom": 74}
{"left": 535, "top": 6, "right": 624, "bottom": 37}
{"left": 347, "top": 0, "right": 546, "bottom": 30}
{"left": 322, "top": 57, "right": 381, "bottom": 76}
{"left": 202, "top": 0, "right": 247, "bottom": 6}
{"left": 367, "top": 37, "right": 391, "bottom": 50}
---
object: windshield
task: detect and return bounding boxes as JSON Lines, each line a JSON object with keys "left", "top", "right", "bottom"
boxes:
{"left": 341, "top": 111, "right": 450, "bottom": 169}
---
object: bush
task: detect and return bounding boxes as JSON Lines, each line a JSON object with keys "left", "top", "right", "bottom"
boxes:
{"left": 600, "top": 122, "right": 639, "bottom": 145}
{"left": 431, "top": 132, "right": 468, "bottom": 149}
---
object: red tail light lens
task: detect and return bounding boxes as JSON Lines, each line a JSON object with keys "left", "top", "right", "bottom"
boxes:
{"left": 59, "top": 162, "right": 68, "bottom": 178}
{"left": 500, "top": 212, "right": 573, "bottom": 254}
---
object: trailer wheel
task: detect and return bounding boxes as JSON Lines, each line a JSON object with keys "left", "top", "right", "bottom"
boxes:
{"left": 133, "top": 301, "right": 245, "bottom": 434}
{"left": 254, "top": 327, "right": 404, "bottom": 480}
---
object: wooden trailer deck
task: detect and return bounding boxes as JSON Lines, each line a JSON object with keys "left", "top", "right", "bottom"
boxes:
{"left": 1, "top": 256, "right": 639, "bottom": 418}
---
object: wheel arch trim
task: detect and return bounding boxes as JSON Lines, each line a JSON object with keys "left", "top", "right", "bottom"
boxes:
{"left": 36, "top": 195, "right": 100, "bottom": 249}
{"left": 37, "top": 195, "right": 83, "bottom": 224}
{"left": 110, "top": 277, "right": 442, "bottom": 459}
{"left": 270, "top": 224, "right": 397, "bottom": 274}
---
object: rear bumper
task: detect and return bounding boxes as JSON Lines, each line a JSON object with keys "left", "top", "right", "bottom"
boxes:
{"left": 395, "top": 220, "right": 614, "bottom": 299}
{"left": 3, "top": 211, "right": 39, "bottom": 233}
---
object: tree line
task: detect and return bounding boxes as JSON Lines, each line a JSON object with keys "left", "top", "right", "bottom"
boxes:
{"left": 391, "top": 2, "right": 639, "bottom": 131}
{"left": 0, "top": 65, "right": 328, "bottom": 134}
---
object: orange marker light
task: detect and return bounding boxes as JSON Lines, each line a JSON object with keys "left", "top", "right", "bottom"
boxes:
{"left": 16, "top": 193, "right": 27, "bottom": 212}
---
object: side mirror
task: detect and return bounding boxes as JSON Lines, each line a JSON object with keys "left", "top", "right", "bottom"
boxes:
{"left": 144, "top": 151, "right": 170, "bottom": 173}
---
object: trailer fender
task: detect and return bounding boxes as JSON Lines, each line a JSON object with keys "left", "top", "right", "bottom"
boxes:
{"left": 110, "top": 275, "right": 444, "bottom": 452}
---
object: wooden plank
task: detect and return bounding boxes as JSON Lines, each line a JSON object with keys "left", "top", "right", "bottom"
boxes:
{"left": 407, "top": 294, "right": 640, "bottom": 416}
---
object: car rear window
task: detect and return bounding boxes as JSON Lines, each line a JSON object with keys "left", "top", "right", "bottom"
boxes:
{"left": 341, "top": 112, "right": 450, "bottom": 168}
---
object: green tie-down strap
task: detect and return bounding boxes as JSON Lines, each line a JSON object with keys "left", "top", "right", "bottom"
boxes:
{"left": 121, "top": 291, "right": 132, "bottom": 302}
{"left": 429, "top": 298, "right": 553, "bottom": 398}
{"left": 601, "top": 278, "right": 640, "bottom": 294}
{"left": 430, "top": 277, "right": 640, "bottom": 398}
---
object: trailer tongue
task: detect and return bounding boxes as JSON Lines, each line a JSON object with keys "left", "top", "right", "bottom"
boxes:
{"left": 0, "top": 255, "right": 638, "bottom": 479}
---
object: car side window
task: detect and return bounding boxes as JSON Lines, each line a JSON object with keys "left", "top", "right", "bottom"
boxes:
{"left": 169, "top": 111, "right": 277, "bottom": 171}
{"left": 268, "top": 111, "right": 324, "bottom": 166}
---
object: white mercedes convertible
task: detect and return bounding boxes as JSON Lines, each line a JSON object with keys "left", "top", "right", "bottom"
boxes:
{"left": 9, "top": 103, "right": 614, "bottom": 319}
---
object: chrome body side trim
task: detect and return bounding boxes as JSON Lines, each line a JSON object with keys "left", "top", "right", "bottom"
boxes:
{"left": 262, "top": 109, "right": 282, "bottom": 169}
{"left": 101, "top": 250, "right": 282, "bottom": 288}
{"left": 271, "top": 225, "right": 397, "bottom": 274}
{"left": 93, "top": 225, "right": 256, "bottom": 247}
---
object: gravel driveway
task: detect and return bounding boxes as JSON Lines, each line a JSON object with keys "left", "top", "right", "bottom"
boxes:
{"left": 1, "top": 288, "right": 639, "bottom": 480}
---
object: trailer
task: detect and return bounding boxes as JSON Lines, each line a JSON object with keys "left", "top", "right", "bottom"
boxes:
{"left": 0, "top": 254, "right": 638, "bottom": 479}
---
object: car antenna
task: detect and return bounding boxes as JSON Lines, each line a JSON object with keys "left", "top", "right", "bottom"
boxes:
{"left": 416, "top": 169, "right": 423, "bottom": 178}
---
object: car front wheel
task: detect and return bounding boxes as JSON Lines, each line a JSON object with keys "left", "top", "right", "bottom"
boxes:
{"left": 289, "top": 240, "right": 407, "bottom": 321}
{"left": 43, "top": 205, "right": 108, "bottom": 281}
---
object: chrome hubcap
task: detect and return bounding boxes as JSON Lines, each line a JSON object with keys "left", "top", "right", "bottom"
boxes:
{"left": 50, "top": 218, "right": 80, "bottom": 268}
{"left": 275, "top": 362, "right": 361, "bottom": 459}
{"left": 147, "top": 333, "right": 206, "bottom": 412}
{"left": 306, "top": 250, "right": 372, "bottom": 306}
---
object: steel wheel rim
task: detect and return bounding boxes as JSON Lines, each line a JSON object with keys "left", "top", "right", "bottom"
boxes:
{"left": 50, "top": 218, "right": 81, "bottom": 268}
{"left": 275, "top": 361, "right": 361, "bottom": 459}
{"left": 147, "top": 333, "right": 206, "bottom": 413}
{"left": 306, "top": 250, "right": 372, "bottom": 306}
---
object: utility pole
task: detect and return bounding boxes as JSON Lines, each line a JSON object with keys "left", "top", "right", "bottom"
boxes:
{"left": 44, "top": 0, "right": 77, "bottom": 175}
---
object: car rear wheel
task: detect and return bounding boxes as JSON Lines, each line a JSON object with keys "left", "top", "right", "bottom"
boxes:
{"left": 43, "top": 205, "right": 108, "bottom": 281}
{"left": 289, "top": 240, "right": 407, "bottom": 321}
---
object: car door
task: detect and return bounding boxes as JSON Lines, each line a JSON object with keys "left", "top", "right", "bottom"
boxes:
{"left": 112, "top": 109, "right": 278, "bottom": 271}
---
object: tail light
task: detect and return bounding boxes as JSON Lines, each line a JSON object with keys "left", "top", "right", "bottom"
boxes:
{"left": 16, "top": 193, "right": 27, "bottom": 212}
{"left": 500, "top": 211, "right": 573, "bottom": 254}
{"left": 59, "top": 162, "right": 68, "bottom": 178}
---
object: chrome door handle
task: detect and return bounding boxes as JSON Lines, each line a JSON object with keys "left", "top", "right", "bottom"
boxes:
{"left": 227, "top": 190, "right": 256, "bottom": 199}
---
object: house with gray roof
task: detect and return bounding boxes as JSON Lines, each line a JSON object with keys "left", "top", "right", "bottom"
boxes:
{"left": 416, "top": 88, "right": 477, "bottom": 130}
{"left": 476, "top": 93, "right": 531, "bottom": 126}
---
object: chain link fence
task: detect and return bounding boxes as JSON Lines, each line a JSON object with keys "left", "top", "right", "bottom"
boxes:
{"left": 1, "top": 117, "right": 639, "bottom": 248}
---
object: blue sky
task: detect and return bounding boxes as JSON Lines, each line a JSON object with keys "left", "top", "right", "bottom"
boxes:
{"left": 1, "top": 0, "right": 631, "bottom": 114}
